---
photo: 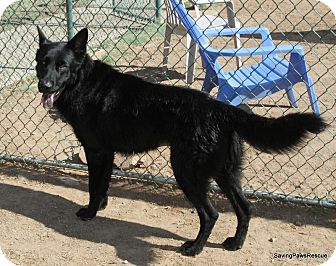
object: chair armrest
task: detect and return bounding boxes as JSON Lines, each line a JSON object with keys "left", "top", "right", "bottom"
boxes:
{"left": 204, "top": 26, "right": 270, "bottom": 37}
{"left": 204, "top": 26, "right": 275, "bottom": 47}
{"left": 205, "top": 44, "right": 304, "bottom": 57}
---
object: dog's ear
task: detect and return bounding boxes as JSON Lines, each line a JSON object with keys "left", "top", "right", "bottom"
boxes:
{"left": 68, "top": 28, "right": 88, "bottom": 54}
{"left": 37, "top": 26, "right": 50, "bottom": 46}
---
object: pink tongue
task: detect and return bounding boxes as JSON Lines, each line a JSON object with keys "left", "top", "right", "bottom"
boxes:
{"left": 41, "top": 92, "right": 56, "bottom": 109}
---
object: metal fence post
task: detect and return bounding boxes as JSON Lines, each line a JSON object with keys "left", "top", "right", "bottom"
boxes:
{"left": 112, "top": 0, "right": 115, "bottom": 12}
{"left": 66, "top": 0, "right": 74, "bottom": 40}
{"left": 155, "top": 0, "right": 163, "bottom": 22}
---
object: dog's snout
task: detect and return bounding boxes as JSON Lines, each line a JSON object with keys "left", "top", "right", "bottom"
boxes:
{"left": 38, "top": 80, "right": 54, "bottom": 92}
{"left": 43, "top": 80, "right": 53, "bottom": 89}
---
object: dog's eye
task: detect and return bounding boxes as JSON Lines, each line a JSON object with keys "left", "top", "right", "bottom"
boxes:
{"left": 42, "top": 57, "right": 49, "bottom": 65}
{"left": 58, "top": 65, "right": 67, "bottom": 71}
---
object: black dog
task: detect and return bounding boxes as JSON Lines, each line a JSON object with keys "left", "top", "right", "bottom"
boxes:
{"left": 35, "top": 27, "right": 326, "bottom": 256}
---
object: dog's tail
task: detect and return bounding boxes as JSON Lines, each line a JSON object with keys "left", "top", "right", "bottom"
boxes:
{"left": 226, "top": 106, "right": 327, "bottom": 153}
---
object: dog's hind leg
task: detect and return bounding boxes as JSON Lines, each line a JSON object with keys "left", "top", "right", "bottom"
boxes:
{"left": 175, "top": 175, "right": 218, "bottom": 256}
{"left": 214, "top": 134, "right": 252, "bottom": 251}
{"left": 171, "top": 146, "right": 218, "bottom": 256}
{"left": 214, "top": 174, "right": 251, "bottom": 251}
{"left": 76, "top": 147, "right": 114, "bottom": 221}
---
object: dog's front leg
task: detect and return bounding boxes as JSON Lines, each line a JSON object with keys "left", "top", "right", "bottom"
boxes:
{"left": 76, "top": 147, "right": 114, "bottom": 221}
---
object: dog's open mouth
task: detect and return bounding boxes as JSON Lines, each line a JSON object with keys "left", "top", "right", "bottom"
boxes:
{"left": 41, "top": 90, "right": 61, "bottom": 109}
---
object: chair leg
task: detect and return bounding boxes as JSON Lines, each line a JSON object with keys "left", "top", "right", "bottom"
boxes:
{"left": 226, "top": 2, "right": 242, "bottom": 69}
{"left": 202, "top": 72, "right": 215, "bottom": 93}
{"left": 217, "top": 87, "right": 243, "bottom": 106}
{"left": 186, "top": 34, "right": 197, "bottom": 84}
{"left": 201, "top": 56, "right": 219, "bottom": 94}
{"left": 305, "top": 77, "right": 321, "bottom": 115}
{"left": 162, "top": 25, "right": 173, "bottom": 72}
{"left": 286, "top": 86, "right": 298, "bottom": 108}
{"left": 233, "top": 33, "right": 242, "bottom": 69}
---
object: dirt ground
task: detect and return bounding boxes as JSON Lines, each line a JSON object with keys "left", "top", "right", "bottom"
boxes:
{"left": 0, "top": 0, "right": 335, "bottom": 265}
{"left": 0, "top": 164, "right": 335, "bottom": 266}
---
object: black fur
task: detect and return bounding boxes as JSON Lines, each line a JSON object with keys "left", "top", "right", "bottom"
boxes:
{"left": 35, "top": 27, "right": 326, "bottom": 256}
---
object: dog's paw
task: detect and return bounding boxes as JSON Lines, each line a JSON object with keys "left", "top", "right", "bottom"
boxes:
{"left": 178, "top": 241, "right": 202, "bottom": 256}
{"left": 76, "top": 207, "right": 96, "bottom": 221}
{"left": 222, "top": 237, "right": 242, "bottom": 251}
{"left": 98, "top": 196, "right": 108, "bottom": 211}
{"left": 178, "top": 241, "right": 194, "bottom": 252}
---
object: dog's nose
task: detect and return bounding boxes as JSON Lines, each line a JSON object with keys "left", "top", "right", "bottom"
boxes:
{"left": 38, "top": 80, "right": 54, "bottom": 92}
{"left": 43, "top": 80, "right": 53, "bottom": 89}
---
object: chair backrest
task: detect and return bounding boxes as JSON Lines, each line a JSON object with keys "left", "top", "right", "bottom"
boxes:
{"left": 169, "top": 0, "right": 209, "bottom": 48}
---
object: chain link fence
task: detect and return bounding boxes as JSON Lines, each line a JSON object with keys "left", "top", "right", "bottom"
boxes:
{"left": 0, "top": 0, "right": 335, "bottom": 208}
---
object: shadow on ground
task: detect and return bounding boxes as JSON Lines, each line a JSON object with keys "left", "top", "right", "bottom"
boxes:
{"left": 0, "top": 165, "right": 335, "bottom": 232}
{"left": 245, "top": 30, "right": 336, "bottom": 45}
{"left": 125, "top": 66, "right": 185, "bottom": 83}
{"left": 0, "top": 182, "right": 186, "bottom": 265}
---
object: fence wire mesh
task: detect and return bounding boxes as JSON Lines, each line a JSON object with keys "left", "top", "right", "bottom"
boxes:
{"left": 0, "top": 0, "right": 335, "bottom": 207}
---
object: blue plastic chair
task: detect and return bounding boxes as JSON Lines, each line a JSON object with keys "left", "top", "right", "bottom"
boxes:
{"left": 169, "top": 0, "right": 320, "bottom": 115}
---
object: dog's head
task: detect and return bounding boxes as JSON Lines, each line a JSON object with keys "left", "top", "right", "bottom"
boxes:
{"left": 35, "top": 27, "right": 88, "bottom": 109}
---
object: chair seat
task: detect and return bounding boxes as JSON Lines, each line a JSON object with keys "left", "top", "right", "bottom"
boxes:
{"left": 219, "top": 57, "right": 302, "bottom": 103}
{"left": 196, "top": 15, "right": 229, "bottom": 30}
{"left": 226, "top": 57, "right": 289, "bottom": 87}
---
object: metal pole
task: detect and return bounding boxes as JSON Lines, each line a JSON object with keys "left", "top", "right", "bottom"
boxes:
{"left": 226, "top": 1, "right": 242, "bottom": 68}
{"left": 112, "top": 0, "right": 115, "bottom": 12}
{"left": 155, "top": 0, "right": 163, "bottom": 22}
{"left": 66, "top": 0, "right": 75, "bottom": 40}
